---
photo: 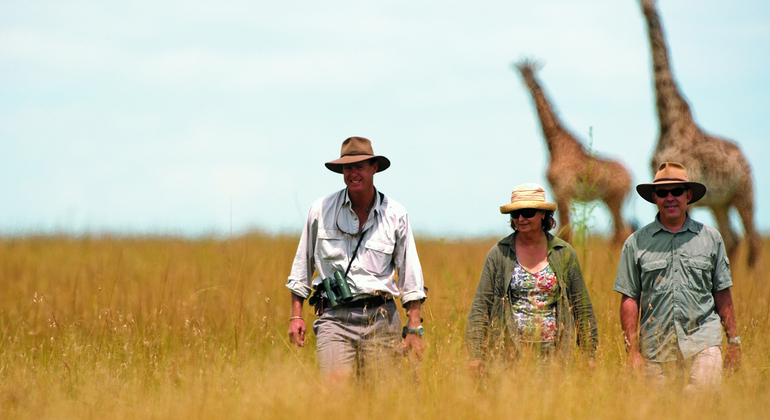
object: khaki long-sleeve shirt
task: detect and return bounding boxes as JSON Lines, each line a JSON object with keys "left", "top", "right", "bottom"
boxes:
{"left": 287, "top": 188, "right": 426, "bottom": 305}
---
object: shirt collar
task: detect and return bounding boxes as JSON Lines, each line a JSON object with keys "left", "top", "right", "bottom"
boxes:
{"left": 337, "top": 188, "right": 381, "bottom": 235}
{"left": 651, "top": 212, "right": 700, "bottom": 235}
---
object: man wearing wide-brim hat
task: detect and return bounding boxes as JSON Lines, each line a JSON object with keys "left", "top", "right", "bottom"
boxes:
{"left": 613, "top": 162, "right": 740, "bottom": 391}
{"left": 286, "top": 136, "right": 426, "bottom": 380}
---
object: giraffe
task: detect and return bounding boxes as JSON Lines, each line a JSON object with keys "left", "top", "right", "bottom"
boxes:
{"left": 514, "top": 59, "right": 633, "bottom": 245}
{"left": 640, "top": 0, "right": 761, "bottom": 267}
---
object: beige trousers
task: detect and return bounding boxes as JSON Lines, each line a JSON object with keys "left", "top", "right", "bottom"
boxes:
{"left": 644, "top": 346, "right": 722, "bottom": 392}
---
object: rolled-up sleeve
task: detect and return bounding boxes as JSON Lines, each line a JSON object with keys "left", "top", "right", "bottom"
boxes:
{"left": 286, "top": 207, "right": 318, "bottom": 299}
{"left": 394, "top": 213, "right": 426, "bottom": 304}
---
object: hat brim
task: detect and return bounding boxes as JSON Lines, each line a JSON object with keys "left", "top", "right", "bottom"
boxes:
{"left": 500, "top": 201, "right": 557, "bottom": 214}
{"left": 325, "top": 155, "right": 390, "bottom": 174}
{"left": 636, "top": 181, "right": 707, "bottom": 204}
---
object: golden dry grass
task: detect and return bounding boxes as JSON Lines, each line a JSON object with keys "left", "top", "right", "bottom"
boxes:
{"left": 1, "top": 232, "right": 769, "bottom": 419}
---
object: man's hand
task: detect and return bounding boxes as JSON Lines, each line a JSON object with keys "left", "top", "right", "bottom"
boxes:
{"left": 402, "top": 299, "right": 424, "bottom": 360}
{"left": 288, "top": 293, "right": 306, "bottom": 347}
{"left": 724, "top": 342, "right": 741, "bottom": 372}
{"left": 628, "top": 350, "right": 644, "bottom": 371}
{"left": 288, "top": 318, "right": 306, "bottom": 347}
{"left": 403, "top": 333, "right": 424, "bottom": 360}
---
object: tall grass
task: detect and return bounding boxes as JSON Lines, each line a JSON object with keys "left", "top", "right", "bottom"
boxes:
{"left": 1, "top": 233, "right": 768, "bottom": 419}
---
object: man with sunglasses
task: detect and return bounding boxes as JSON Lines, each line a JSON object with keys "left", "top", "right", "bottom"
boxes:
{"left": 614, "top": 162, "right": 740, "bottom": 392}
{"left": 285, "top": 137, "right": 426, "bottom": 382}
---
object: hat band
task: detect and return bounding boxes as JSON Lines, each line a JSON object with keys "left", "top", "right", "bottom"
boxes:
{"left": 653, "top": 177, "right": 688, "bottom": 183}
{"left": 341, "top": 152, "right": 374, "bottom": 157}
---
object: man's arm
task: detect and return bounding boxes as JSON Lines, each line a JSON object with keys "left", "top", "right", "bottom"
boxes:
{"left": 620, "top": 295, "right": 644, "bottom": 369}
{"left": 393, "top": 212, "right": 426, "bottom": 303}
{"left": 286, "top": 204, "right": 319, "bottom": 347}
{"left": 714, "top": 287, "right": 741, "bottom": 371}
{"left": 402, "top": 300, "right": 424, "bottom": 360}
{"left": 288, "top": 293, "right": 306, "bottom": 346}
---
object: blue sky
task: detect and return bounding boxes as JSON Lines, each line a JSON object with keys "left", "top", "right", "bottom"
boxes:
{"left": 1, "top": 0, "right": 768, "bottom": 238}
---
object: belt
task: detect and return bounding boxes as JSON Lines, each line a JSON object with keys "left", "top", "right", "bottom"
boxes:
{"left": 326, "top": 295, "right": 391, "bottom": 309}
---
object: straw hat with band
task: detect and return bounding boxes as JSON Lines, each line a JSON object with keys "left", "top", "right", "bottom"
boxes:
{"left": 500, "top": 183, "right": 557, "bottom": 214}
{"left": 325, "top": 137, "right": 391, "bottom": 174}
{"left": 636, "top": 162, "right": 706, "bottom": 204}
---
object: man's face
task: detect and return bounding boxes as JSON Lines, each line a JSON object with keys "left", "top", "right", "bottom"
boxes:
{"left": 342, "top": 159, "right": 378, "bottom": 194}
{"left": 652, "top": 183, "right": 692, "bottom": 227}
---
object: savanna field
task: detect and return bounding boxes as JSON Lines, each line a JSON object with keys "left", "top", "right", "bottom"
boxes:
{"left": 2, "top": 233, "right": 769, "bottom": 419}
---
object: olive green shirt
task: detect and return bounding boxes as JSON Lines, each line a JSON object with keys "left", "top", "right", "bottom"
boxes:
{"left": 466, "top": 232, "right": 598, "bottom": 362}
{"left": 613, "top": 214, "right": 732, "bottom": 362}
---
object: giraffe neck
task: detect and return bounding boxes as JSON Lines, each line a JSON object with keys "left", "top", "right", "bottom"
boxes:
{"left": 641, "top": 0, "right": 694, "bottom": 141}
{"left": 520, "top": 71, "right": 583, "bottom": 158}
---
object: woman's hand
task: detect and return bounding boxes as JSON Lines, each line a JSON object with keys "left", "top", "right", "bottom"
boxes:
{"left": 468, "top": 359, "right": 485, "bottom": 379}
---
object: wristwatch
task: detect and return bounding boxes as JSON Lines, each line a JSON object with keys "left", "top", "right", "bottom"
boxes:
{"left": 402, "top": 325, "right": 424, "bottom": 338}
{"left": 728, "top": 336, "right": 741, "bottom": 345}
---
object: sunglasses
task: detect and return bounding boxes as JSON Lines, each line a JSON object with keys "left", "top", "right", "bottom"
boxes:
{"left": 509, "top": 208, "right": 539, "bottom": 219}
{"left": 653, "top": 187, "right": 687, "bottom": 198}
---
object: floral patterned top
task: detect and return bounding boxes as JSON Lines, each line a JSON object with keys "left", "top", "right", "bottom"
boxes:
{"left": 509, "top": 260, "right": 560, "bottom": 342}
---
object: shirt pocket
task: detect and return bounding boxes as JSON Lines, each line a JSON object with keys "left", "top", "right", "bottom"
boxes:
{"left": 686, "top": 256, "right": 713, "bottom": 289}
{"left": 641, "top": 259, "right": 667, "bottom": 272}
{"left": 640, "top": 259, "right": 668, "bottom": 291}
{"left": 317, "top": 229, "right": 346, "bottom": 266}
{"left": 362, "top": 238, "right": 395, "bottom": 276}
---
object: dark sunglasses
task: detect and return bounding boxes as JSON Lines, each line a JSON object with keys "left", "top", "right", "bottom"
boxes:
{"left": 510, "top": 208, "right": 539, "bottom": 219}
{"left": 653, "top": 187, "right": 687, "bottom": 198}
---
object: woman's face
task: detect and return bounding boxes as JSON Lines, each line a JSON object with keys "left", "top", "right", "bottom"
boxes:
{"left": 512, "top": 209, "right": 544, "bottom": 234}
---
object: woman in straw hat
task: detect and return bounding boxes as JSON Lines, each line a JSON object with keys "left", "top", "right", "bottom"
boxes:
{"left": 466, "top": 183, "right": 598, "bottom": 374}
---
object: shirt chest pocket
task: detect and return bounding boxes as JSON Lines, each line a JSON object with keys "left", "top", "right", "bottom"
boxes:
{"left": 688, "top": 257, "right": 713, "bottom": 271}
{"left": 686, "top": 256, "right": 714, "bottom": 289}
{"left": 317, "top": 229, "right": 346, "bottom": 265}
{"left": 640, "top": 259, "right": 668, "bottom": 290}
{"left": 362, "top": 239, "right": 395, "bottom": 276}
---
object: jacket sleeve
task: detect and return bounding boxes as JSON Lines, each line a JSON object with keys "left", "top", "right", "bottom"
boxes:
{"left": 565, "top": 249, "right": 599, "bottom": 359}
{"left": 466, "top": 246, "right": 499, "bottom": 360}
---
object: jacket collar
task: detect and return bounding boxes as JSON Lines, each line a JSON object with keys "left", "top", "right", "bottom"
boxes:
{"left": 499, "top": 231, "right": 566, "bottom": 255}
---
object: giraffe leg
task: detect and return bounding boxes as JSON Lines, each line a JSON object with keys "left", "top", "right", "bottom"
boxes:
{"left": 605, "top": 195, "right": 630, "bottom": 246}
{"left": 733, "top": 191, "right": 762, "bottom": 269}
{"left": 556, "top": 196, "right": 572, "bottom": 243}
{"left": 710, "top": 205, "right": 739, "bottom": 264}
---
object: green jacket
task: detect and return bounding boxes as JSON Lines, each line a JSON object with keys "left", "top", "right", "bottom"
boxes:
{"left": 466, "top": 232, "right": 598, "bottom": 362}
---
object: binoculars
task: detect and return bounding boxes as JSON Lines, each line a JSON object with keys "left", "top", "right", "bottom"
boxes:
{"left": 308, "top": 271, "right": 353, "bottom": 309}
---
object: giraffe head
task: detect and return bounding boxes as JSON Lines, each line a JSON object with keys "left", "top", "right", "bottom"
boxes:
{"left": 513, "top": 58, "right": 544, "bottom": 89}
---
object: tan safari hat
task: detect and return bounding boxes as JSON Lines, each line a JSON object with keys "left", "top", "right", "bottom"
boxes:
{"left": 499, "top": 183, "right": 557, "bottom": 214}
{"left": 325, "top": 137, "right": 390, "bottom": 174}
{"left": 636, "top": 162, "right": 706, "bottom": 204}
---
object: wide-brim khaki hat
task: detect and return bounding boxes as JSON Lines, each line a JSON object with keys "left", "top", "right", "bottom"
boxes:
{"left": 325, "top": 137, "right": 390, "bottom": 174}
{"left": 500, "top": 183, "right": 557, "bottom": 214}
{"left": 636, "top": 162, "right": 706, "bottom": 204}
